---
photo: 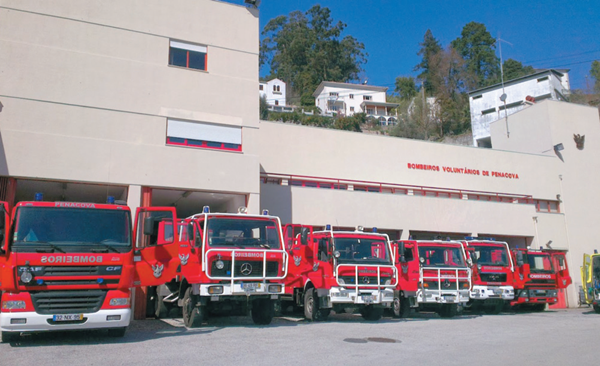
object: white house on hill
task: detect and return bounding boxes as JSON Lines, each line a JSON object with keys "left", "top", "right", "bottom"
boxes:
{"left": 468, "top": 69, "right": 570, "bottom": 147}
{"left": 259, "top": 78, "right": 286, "bottom": 107}
{"left": 313, "top": 81, "right": 398, "bottom": 125}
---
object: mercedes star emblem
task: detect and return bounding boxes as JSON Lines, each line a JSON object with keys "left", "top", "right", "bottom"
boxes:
{"left": 240, "top": 262, "right": 253, "bottom": 276}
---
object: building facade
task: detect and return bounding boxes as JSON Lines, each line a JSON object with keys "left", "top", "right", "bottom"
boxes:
{"left": 312, "top": 81, "right": 398, "bottom": 125}
{"left": 468, "top": 69, "right": 570, "bottom": 147}
{"left": 259, "top": 78, "right": 287, "bottom": 107}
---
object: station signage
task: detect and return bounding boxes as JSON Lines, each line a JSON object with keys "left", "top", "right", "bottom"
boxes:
{"left": 407, "top": 163, "right": 519, "bottom": 179}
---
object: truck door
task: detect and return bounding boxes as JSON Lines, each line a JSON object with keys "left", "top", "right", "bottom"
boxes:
{"left": 132, "top": 207, "right": 180, "bottom": 287}
{"left": 551, "top": 252, "right": 571, "bottom": 289}
{"left": 0, "top": 201, "right": 9, "bottom": 289}
{"left": 582, "top": 254, "right": 592, "bottom": 304}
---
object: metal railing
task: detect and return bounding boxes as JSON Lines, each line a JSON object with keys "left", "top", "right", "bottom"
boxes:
{"left": 335, "top": 263, "right": 398, "bottom": 298}
{"left": 420, "top": 266, "right": 472, "bottom": 301}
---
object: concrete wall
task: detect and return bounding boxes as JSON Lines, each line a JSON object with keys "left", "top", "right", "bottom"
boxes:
{"left": 0, "top": 0, "right": 261, "bottom": 211}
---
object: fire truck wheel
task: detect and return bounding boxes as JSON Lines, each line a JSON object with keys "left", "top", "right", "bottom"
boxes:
{"left": 251, "top": 299, "right": 275, "bottom": 325}
{"left": 304, "top": 288, "right": 329, "bottom": 321}
{"left": 1, "top": 331, "right": 19, "bottom": 343}
{"left": 360, "top": 305, "right": 383, "bottom": 321}
{"left": 484, "top": 302, "right": 503, "bottom": 315}
{"left": 155, "top": 294, "right": 173, "bottom": 319}
{"left": 107, "top": 327, "right": 127, "bottom": 338}
{"left": 392, "top": 296, "right": 410, "bottom": 318}
{"left": 594, "top": 304, "right": 600, "bottom": 314}
{"left": 438, "top": 304, "right": 458, "bottom": 318}
{"left": 183, "top": 287, "right": 203, "bottom": 328}
{"left": 531, "top": 304, "right": 546, "bottom": 312}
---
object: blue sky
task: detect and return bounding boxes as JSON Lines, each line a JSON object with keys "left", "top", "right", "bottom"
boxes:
{"left": 228, "top": 0, "right": 600, "bottom": 91}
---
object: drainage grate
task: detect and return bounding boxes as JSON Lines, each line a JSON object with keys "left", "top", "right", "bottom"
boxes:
{"left": 343, "top": 337, "right": 400, "bottom": 344}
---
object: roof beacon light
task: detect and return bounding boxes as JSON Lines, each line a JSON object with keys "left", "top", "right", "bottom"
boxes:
{"left": 325, "top": 224, "right": 332, "bottom": 231}
{"left": 262, "top": 209, "right": 269, "bottom": 216}
{"left": 372, "top": 227, "right": 378, "bottom": 233}
{"left": 107, "top": 196, "right": 115, "bottom": 204}
{"left": 238, "top": 206, "right": 248, "bottom": 214}
{"left": 357, "top": 226, "right": 364, "bottom": 232}
{"left": 34, "top": 192, "right": 43, "bottom": 201}
{"left": 595, "top": 249, "right": 598, "bottom": 254}
{"left": 540, "top": 246, "right": 543, "bottom": 250}
{"left": 203, "top": 206, "right": 210, "bottom": 214}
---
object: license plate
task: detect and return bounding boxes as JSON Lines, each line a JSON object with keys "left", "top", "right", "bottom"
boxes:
{"left": 362, "top": 295, "right": 374, "bottom": 303}
{"left": 443, "top": 295, "right": 456, "bottom": 302}
{"left": 53, "top": 314, "right": 83, "bottom": 321}
{"left": 242, "top": 283, "right": 260, "bottom": 292}
{"left": 493, "top": 289, "right": 503, "bottom": 295}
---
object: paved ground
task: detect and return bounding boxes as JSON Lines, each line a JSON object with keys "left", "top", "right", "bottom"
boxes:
{"left": 1, "top": 307, "right": 598, "bottom": 366}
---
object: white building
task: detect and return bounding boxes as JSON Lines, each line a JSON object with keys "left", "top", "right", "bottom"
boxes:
{"left": 312, "top": 81, "right": 398, "bottom": 125}
{"left": 468, "top": 69, "right": 570, "bottom": 147}
{"left": 259, "top": 78, "right": 286, "bottom": 107}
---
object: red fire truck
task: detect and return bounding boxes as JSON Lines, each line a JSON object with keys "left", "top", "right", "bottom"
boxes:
{"left": 511, "top": 248, "right": 571, "bottom": 310}
{"left": 393, "top": 240, "right": 471, "bottom": 318}
{"left": 140, "top": 207, "right": 288, "bottom": 327}
{"left": 461, "top": 239, "right": 515, "bottom": 314}
{"left": 282, "top": 225, "right": 397, "bottom": 321}
{"left": 0, "top": 196, "right": 137, "bottom": 343}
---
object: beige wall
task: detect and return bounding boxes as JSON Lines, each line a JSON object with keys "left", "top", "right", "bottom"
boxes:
{"left": 492, "top": 100, "right": 600, "bottom": 305}
{"left": 0, "top": 0, "right": 261, "bottom": 209}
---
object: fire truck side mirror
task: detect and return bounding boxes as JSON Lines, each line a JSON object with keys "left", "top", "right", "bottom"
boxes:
{"left": 0, "top": 212, "right": 4, "bottom": 230}
{"left": 300, "top": 227, "right": 308, "bottom": 245}
{"left": 398, "top": 242, "right": 406, "bottom": 263}
{"left": 516, "top": 251, "right": 524, "bottom": 266}
{"left": 187, "top": 223, "right": 194, "bottom": 242}
{"left": 143, "top": 217, "right": 156, "bottom": 236}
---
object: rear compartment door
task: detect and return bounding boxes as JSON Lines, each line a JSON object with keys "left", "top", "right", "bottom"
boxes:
{"left": 551, "top": 252, "right": 572, "bottom": 289}
{"left": 132, "top": 207, "right": 180, "bottom": 287}
{"left": 0, "top": 201, "right": 9, "bottom": 290}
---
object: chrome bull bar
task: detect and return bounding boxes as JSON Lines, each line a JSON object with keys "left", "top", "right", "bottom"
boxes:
{"left": 335, "top": 263, "right": 398, "bottom": 297}
{"left": 420, "top": 266, "right": 472, "bottom": 299}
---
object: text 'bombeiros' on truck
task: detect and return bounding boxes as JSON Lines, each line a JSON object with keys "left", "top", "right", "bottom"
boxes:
{"left": 138, "top": 206, "right": 289, "bottom": 327}
{"left": 281, "top": 225, "right": 397, "bottom": 321}
{"left": 0, "top": 194, "right": 136, "bottom": 343}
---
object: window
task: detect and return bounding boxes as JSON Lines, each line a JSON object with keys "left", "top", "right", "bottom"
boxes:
{"left": 273, "top": 85, "right": 281, "bottom": 93}
{"left": 537, "top": 76, "right": 549, "bottom": 82}
{"left": 481, "top": 107, "right": 496, "bottom": 115}
{"left": 259, "top": 85, "right": 264, "bottom": 91}
{"left": 366, "top": 108, "right": 374, "bottom": 114}
{"left": 350, "top": 107, "right": 355, "bottom": 112}
{"left": 169, "top": 40, "right": 207, "bottom": 71}
{"left": 349, "top": 94, "right": 354, "bottom": 99}
{"left": 329, "top": 92, "right": 339, "bottom": 97}
{"left": 472, "top": 95, "right": 482, "bottom": 100}
{"left": 166, "top": 118, "right": 241, "bottom": 151}
{"left": 275, "top": 100, "right": 279, "bottom": 106}
{"left": 363, "top": 95, "right": 372, "bottom": 101}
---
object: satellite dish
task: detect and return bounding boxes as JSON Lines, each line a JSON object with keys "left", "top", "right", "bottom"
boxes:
{"left": 500, "top": 93, "right": 507, "bottom": 102}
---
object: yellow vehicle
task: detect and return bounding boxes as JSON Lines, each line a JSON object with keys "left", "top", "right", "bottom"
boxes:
{"left": 581, "top": 251, "right": 600, "bottom": 313}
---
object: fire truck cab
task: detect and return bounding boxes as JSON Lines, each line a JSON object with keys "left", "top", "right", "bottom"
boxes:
{"left": 394, "top": 240, "right": 471, "bottom": 318}
{"left": 511, "top": 248, "right": 571, "bottom": 311}
{"left": 0, "top": 198, "right": 137, "bottom": 343}
{"left": 141, "top": 207, "right": 288, "bottom": 327}
{"left": 282, "top": 225, "right": 397, "bottom": 321}
{"left": 462, "top": 239, "right": 515, "bottom": 314}
{"left": 581, "top": 251, "right": 600, "bottom": 313}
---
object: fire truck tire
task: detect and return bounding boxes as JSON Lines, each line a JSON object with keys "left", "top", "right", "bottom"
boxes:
{"left": 392, "top": 296, "right": 411, "bottom": 318}
{"left": 531, "top": 304, "right": 546, "bottom": 312}
{"left": 251, "top": 298, "right": 275, "bottom": 325}
{"left": 360, "top": 305, "right": 383, "bottom": 321}
{"left": 1, "top": 331, "right": 19, "bottom": 343}
{"left": 484, "top": 302, "right": 503, "bottom": 315}
{"left": 155, "top": 294, "right": 172, "bottom": 319}
{"left": 107, "top": 327, "right": 127, "bottom": 338}
{"left": 304, "top": 288, "right": 329, "bottom": 321}
{"left": 594, "top": 304, "right": 600, "bottom": 314}
{"left": 438, "top": 304, "right": 458, "bottom": 318}
{"left": 183, "top": 287, "right": 203, "bottom": 328}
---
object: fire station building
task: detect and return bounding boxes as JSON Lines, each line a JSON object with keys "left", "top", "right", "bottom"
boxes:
{"left": 0, "top": 0, "right": 598, "bottom": 309}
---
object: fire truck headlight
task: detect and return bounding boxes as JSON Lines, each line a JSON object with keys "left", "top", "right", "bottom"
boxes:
{"left": 109, "top": 298, "right": 130, "bottom": 306}
{"left": 338, "top": 278, "right": 345, "bottom": 285}
{"left": 384, "top": 279, "right": 392, "bottom": 286}
{"left": 548, "top": 290, "right": 557, "bottom": 297}
{"left": 519, "top": 290, "right": 529, "bottom": 298}
{"left": 215, "top": 260, "right": 225, "bottom": 270}
{"left": 268, "top": 285, "right": 282, "bottom": 293}
{"left": 20, "top": 270, "right": 34, "bottom": 284}
{"left": 208, "top": 286, "right": 223, "bottom": 294}
{"left": 2, "top": 300, "right": 26, "bottom": 310}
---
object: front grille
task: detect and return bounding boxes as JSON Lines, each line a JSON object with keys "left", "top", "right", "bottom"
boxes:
{"left": 480, "top": 273, "right": 507, "bottom": 282}
{"left": 210, "top": 260, "right": 279, "bottom": 277}
{"left": 529, "top": 279, "right": 554, "bottom": 285}
{"left": 30, "top": 290, "right": 107, "bottom": 314}
{"left": 339, "top": 276, "right": 389, "bottom": 285}
{"left": 41, "top": 279, "right": 120, "bottom": 286}
{"left": 42, "top": 266, "right": 100, "bottom": 276}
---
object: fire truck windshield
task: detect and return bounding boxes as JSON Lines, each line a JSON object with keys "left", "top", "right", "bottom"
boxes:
{"left": 470, "top": 245, "right": 509, "bottom": 266}
{"left": 206, "top": 217, "right": 281, "bottom": 249}
{"left": 528, "top": 253, "right": 554, "bottom": 273}
{"left": 418, "top": 245, "right": 466, "bottom": 267}
{"left": 333, "top": 237, "right": 391, "bottom": 264}
{"left": 12, "top": 206, "right": 131, "bottom": 250}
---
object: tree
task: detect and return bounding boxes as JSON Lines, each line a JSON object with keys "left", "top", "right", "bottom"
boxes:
{"left": 451, "top": 22, "right": 500, "bottom": 88}
{"left": 502, "top": 59, "right": 535, "bottom": 81}
{"left": 591, "top": 60, "right": 600, "bottom": 93}
{"left": 395, "top": 76, "right": 418, "bottom": 100}
{"left": 414, "top": 29, "right": 442, "bottom": 95}
{"left": 259, "top": 95, "right": 269, "bottom": 120}
{"left": 261, "top": 6, "right": 367, "bottom": 106}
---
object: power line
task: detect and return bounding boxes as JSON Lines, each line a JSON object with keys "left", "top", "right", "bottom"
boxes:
{"left": 523, "top": 49, "right": 600, "bottom": 64}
